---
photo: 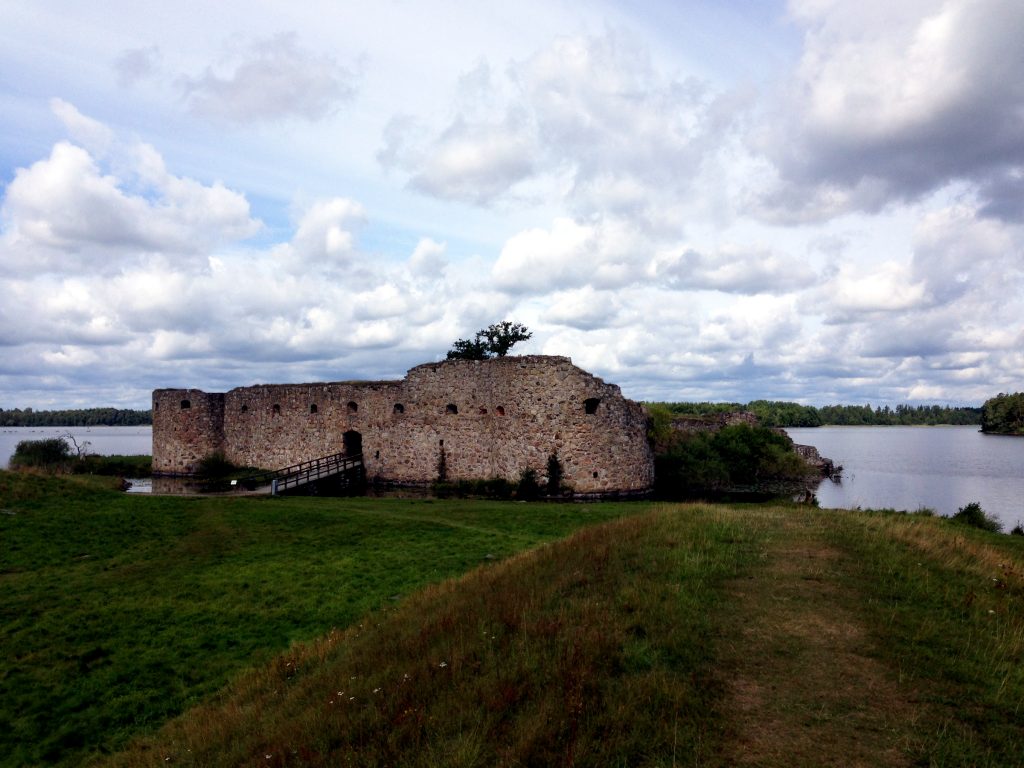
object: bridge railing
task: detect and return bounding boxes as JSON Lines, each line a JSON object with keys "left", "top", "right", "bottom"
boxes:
{"left": 232, "top": 452, "right": 363, "bottom": 493}
{"left": 271, "top": 452, "right": 364, "bottom": 495}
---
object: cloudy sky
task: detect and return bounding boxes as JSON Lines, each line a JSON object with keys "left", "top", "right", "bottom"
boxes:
{"left": 2, "top": 0, "right": 1022, "bottom": 409}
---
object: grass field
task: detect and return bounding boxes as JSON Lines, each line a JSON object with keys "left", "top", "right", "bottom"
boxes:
{"left": 3, "top": 472, "right": 1024, "bottom": 766}
{"left": 0, "top": 472, "right": 646, "bottom": 767}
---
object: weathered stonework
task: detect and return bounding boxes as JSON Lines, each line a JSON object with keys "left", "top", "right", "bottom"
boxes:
{"left": 152, "top": 355, "right": 654, "bottom": 496}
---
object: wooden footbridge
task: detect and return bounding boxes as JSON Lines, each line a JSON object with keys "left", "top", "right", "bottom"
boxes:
{"left": 232, "top": 452, "right": 365, "bottom": 496}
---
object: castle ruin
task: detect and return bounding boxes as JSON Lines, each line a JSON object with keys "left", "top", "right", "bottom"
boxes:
{"left": 152, "top": 355, "right": 654, "bottom": 496}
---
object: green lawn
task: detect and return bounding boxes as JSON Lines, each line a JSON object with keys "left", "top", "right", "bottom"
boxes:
{"left": 0, "top": 472, "right": 648, "bottom": 767}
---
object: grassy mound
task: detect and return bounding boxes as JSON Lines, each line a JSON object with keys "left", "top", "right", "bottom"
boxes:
{"left": 0, "top": 472, "right": 643, "bottom": 767}
{"left": 4, "top": 473, "right": 1024, "bottom": 766}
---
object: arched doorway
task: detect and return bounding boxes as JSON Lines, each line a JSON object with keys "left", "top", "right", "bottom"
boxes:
{"left": 343, "top": 430, "right": 362, "bottom": 457}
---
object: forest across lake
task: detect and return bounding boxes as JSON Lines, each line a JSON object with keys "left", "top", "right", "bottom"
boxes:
{"left": 649, "top": 400, "right": 981, "bottom": 427}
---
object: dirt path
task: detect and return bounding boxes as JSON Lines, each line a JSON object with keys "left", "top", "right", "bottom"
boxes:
{"left": 713, "top": 512, "right": 923, "bottom": 767}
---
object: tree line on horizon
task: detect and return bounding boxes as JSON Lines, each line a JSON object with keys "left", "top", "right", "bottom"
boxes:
{"left": 0, "top": 407, "right": 152, "bottom": 427}
{"left": 647, "top": 400, "right": 982, "bottom": 428}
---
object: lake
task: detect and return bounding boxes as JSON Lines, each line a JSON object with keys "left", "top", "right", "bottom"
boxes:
{"left": 3, "top": 425, "right": 1021, "bottom": 529}
{"left": 0, "top": 426, "right": 152, "bottom": 468}
{"left": 786, "top": 425, "right": 1024, "bottom": 531}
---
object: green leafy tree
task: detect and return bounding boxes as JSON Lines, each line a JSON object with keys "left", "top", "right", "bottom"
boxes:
{"left": 981, "top": 393, "right": 1024, "bottom": 435}
{"left": 446, "top": 321, "right": 532, "bottom": 360}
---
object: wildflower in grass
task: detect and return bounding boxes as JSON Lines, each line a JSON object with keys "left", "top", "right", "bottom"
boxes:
{"left": 439, "top": 661, "right": 448, "bottom": 668}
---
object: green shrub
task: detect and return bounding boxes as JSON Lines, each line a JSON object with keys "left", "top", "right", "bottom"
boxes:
{"left": 1009, "top": 524, "right": 1023, "bottom": 536}
{"left": 196, "top": 450, "right": 235, "bottom": 479}
{"left": 545, "top": 452, "right": 563, "bottom": 495}
{"left": 516, "top": 467, "right": 541, "bottom": 500}
{"left": 9, "top": 437, "right": 73, "bottom": 469}
{"left": 654, "top": 424, "right": 814, "bottom": 499}
{"left": 951, "top": 501, "right": 1002, "bottom": 533}
{"left": 72, "top": 454, "right": 152, "bottom": 477}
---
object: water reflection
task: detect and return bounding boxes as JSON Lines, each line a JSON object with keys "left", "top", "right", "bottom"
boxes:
{"left": 128, "top": 476, "right": 245, "bottom": 494}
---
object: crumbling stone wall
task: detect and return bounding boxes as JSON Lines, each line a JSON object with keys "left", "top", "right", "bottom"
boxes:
{"left": 150, "top": 389, "right": 224, "bottom": 473}
{"left": 152, "top": 355, "right": 654, "bottom": 495}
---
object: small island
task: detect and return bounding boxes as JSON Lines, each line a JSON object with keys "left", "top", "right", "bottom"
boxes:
{"left": 980, "top": 392, "right": 1024, "bottom": 436}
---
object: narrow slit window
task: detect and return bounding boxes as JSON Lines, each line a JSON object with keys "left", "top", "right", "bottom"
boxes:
{"left": 310, "top": 404, "right": 318, "bottom": 414}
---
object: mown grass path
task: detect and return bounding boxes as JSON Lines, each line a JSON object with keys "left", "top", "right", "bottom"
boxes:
{"left": 712, "top": 507, "right": 1024, "bottom": 767}
{"left": 714, "top": 510, "right": 920, "bottom": 766}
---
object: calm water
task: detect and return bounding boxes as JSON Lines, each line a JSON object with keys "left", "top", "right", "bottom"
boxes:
{"left": 786, "top": 425, "right": 1024, "bottom": 530}
{"left": 0, "top": 426, "right": 151, "bottom": 468}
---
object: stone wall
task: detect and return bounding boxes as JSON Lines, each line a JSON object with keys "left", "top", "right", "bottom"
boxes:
{"left": 150, "top": 389, "right": 224, "bottom": 473}
{"left": 669, "top": 411, "right": 759, "bottom": 435}
{"left": 152, "top": 356, "right": 654, "bottom": 495}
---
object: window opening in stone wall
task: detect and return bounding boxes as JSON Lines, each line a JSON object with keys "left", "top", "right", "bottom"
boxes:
{"left": 180, "top": 399, "right": 191, "bottom": 409}
{"left": 310, "top": 404, "right": 318, "bottom": 414}
{"left": 393, "top": 403, "right": 405, "bottom": 414}
{"left": 446, "top": 403, "right": 458, "bottom": 414}
{"left": 273, "top": 404, "right": 281, "bottom": 415}
{"left": 375, "top": 450, "right": 380, "bottom": 459}
{"left": 593, "top": 471, "right": 599, "bottom": 478}
{"left": 479, "top": 406, "right": 488, "bottom": 414}
{"left": 584, "top": 397, "right": 600, "bottom": 414}
{"left": 496, "top": 406, "right": 505, "bottom": 416}
{"left": 347, "top": 401, "right": 358, "bottom": 413}
{"left": 154, "top": 402, "right": 159, "bottom": 410}
{"left": 343, "top": 430, "right": 362, "bottom": 456}
{"left": 241, "top": 404, "right": 248, "bottom": 413}
{"left": 439, "top": 439, "right": 444, "bottom": 446}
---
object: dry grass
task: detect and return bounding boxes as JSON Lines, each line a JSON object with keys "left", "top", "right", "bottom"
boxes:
{"left": 100, "top": 505, "right": 756, "bottom": 768}
{"left": 827, "top": 511, "right": 1024, "bottom": 765}
{"left": 97, "top": 503, "right": 1024, "bottom": 767}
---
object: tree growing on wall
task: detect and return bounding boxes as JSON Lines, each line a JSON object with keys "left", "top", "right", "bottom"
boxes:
{"left": 446, "top": 321, "right": 532, "bottom": 360}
